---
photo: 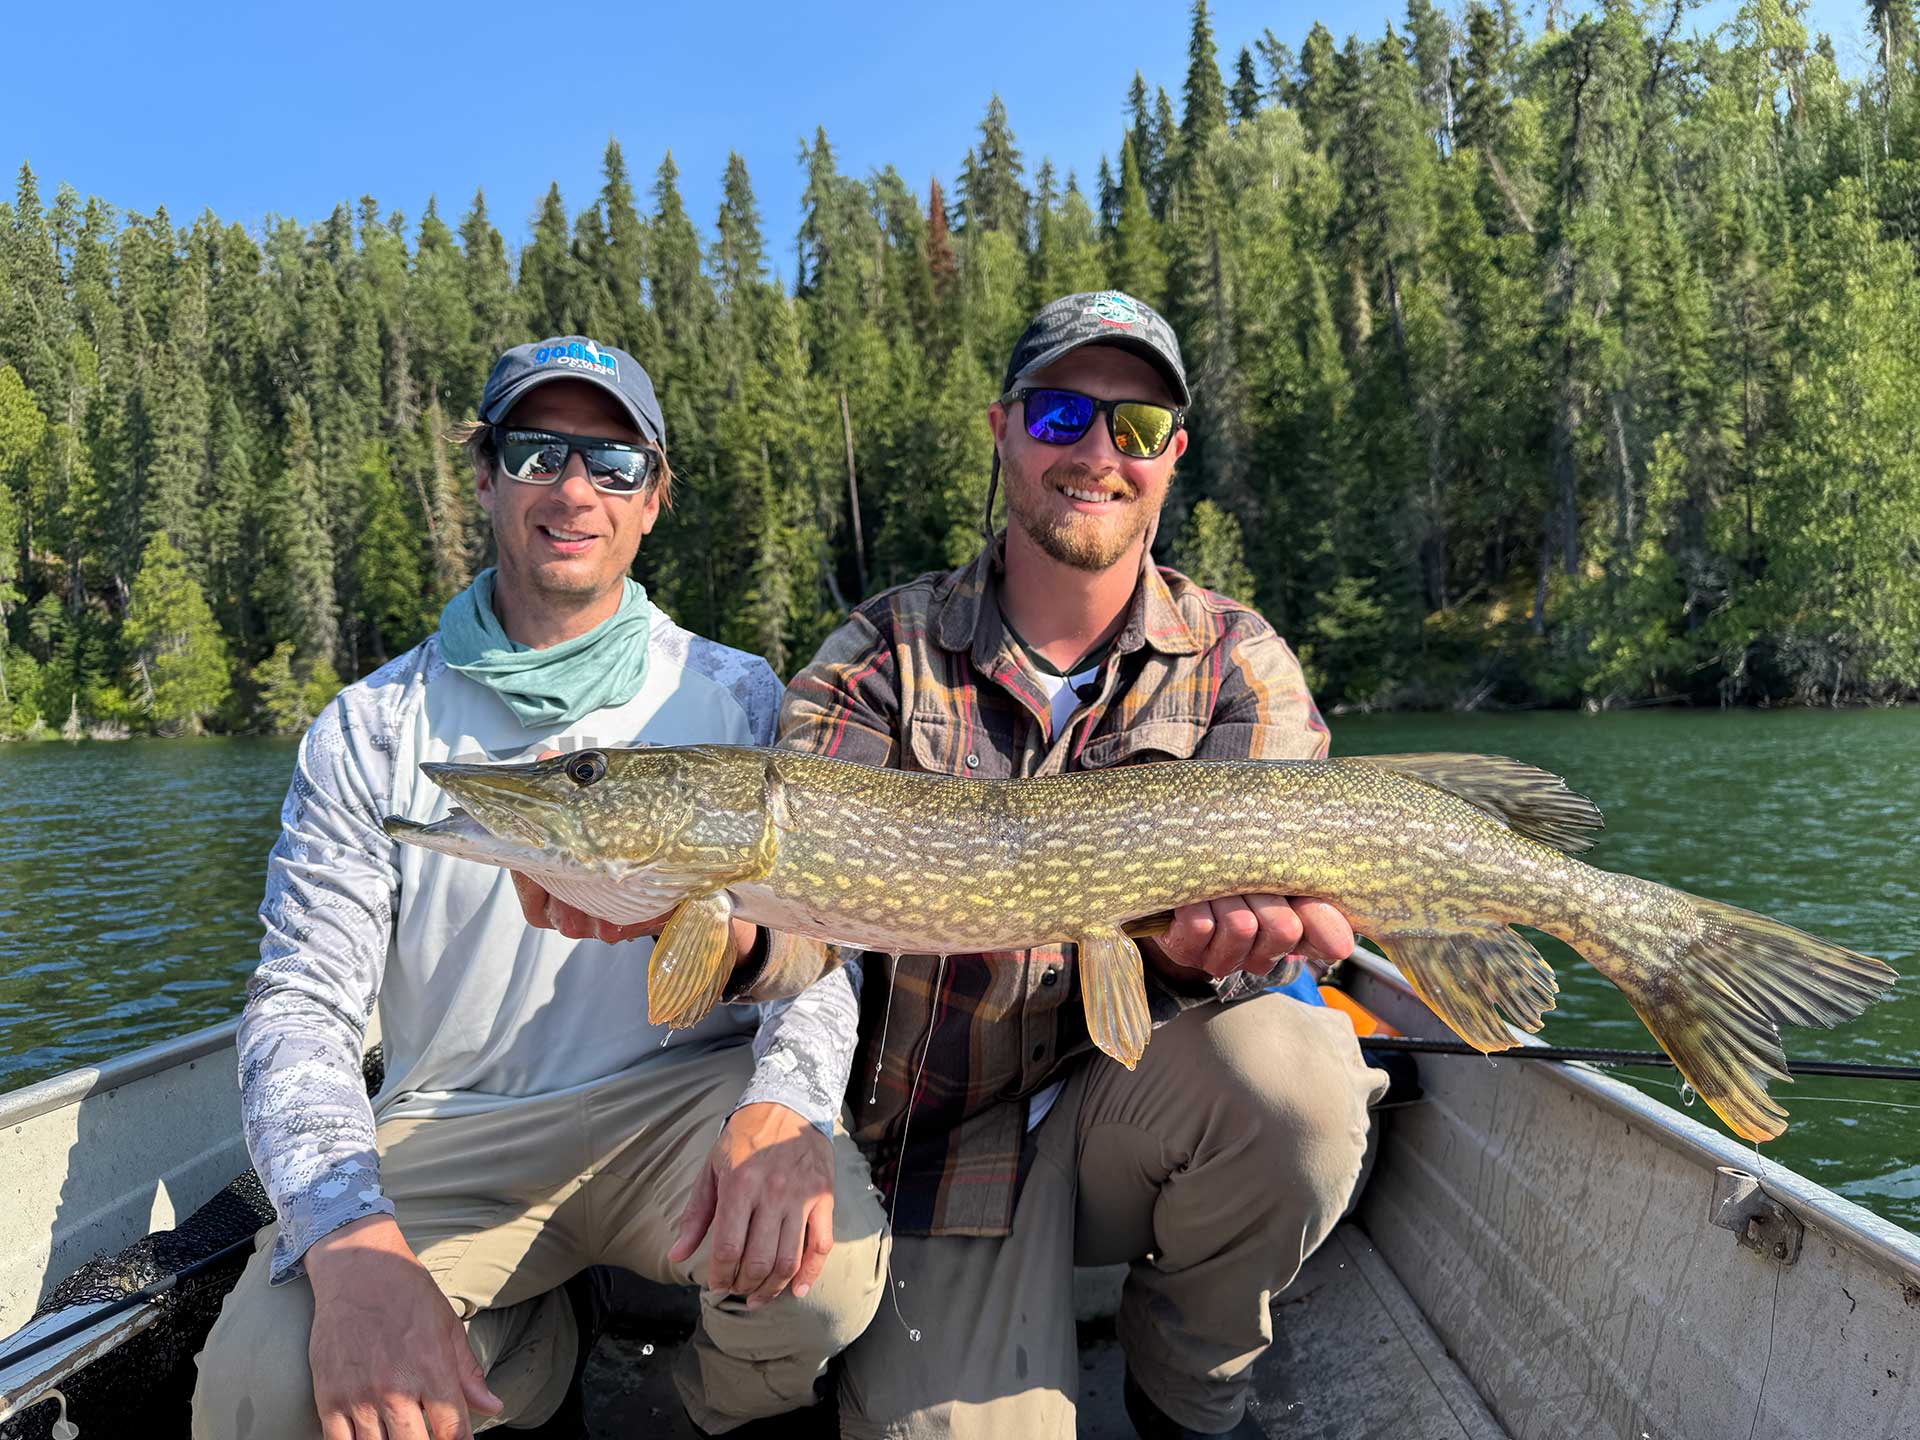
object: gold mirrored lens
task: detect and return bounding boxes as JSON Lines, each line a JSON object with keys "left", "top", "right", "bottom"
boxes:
{"left": 1112, "top": 404, "right": 1174, "bottom": 458}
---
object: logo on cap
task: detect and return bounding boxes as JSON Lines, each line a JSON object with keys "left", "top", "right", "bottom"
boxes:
{"left": 1084, "top": 293, "right": 1141, "bottom": 328}
{"left": 533, "top": 339, "right": 620, "bottom": 380}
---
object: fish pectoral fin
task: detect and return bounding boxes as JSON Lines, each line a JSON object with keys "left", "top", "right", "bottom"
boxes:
{"left": 1077, "top": 927, "right": 1153, "bottom": 1071}
{"left": 1341, "top": 753, "right": 1605, "bottom": 854}
{"left": 1372, "top": 925, "right": 1558, "bottom": 1053}
{"left": 647, "top": 891, "right": 737, "bottom": 1030}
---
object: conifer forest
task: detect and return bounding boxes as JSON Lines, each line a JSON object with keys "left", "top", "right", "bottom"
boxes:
{"left": 3, "top": 0, "right": 1919, "bottom": 738}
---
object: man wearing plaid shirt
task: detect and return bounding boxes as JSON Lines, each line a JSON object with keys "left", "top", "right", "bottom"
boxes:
{"left": 532, "top": 292, "right": 1387, "bottom": 1438}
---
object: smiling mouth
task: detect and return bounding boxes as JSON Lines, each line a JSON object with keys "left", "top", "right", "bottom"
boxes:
{"left": 538, "top": 524, "right": 599, "bottom": 544}
{"left": 1057, "top": 483, "right": 1125, "bottom": 504}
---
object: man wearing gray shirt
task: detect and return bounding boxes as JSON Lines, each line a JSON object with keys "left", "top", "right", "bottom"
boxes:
{"left": 192, "top": 337, "right": 884, "bottom": 1439}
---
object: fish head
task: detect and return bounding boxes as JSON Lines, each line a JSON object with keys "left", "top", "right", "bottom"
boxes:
{"left": 416, "top": 746, "right": 716, "bottom": 878}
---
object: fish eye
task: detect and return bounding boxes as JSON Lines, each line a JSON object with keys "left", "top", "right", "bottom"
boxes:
{"left": 566, "top": 750, "right": 607, "bottom": 787}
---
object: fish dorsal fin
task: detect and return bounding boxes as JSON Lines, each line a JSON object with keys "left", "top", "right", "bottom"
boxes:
{"left": 1341, "top": 752, "right": 1605, "bottom": 854}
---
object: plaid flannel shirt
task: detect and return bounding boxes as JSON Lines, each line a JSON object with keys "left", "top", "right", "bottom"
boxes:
{"left": 740, "top": 534, "right": 1329, "bottom": 1236}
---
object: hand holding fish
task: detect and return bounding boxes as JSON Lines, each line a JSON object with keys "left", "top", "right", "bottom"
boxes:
{"left": 668, "top": 1102, "right": 836, "bottom": 1308}
{"left": 1146, "top": 893, "right": 1356, "bottom": 984}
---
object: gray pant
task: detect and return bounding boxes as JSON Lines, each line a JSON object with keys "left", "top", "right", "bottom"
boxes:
{"left": 837, "top": 992, "right": 1386, "bottom": 1437}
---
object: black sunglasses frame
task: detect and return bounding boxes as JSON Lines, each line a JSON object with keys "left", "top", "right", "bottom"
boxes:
{"left": 492, "top": 427, "right": 660, "bottom": 495}
{"left": 1002, "top": 386, "right": 1188, "bottom": 459}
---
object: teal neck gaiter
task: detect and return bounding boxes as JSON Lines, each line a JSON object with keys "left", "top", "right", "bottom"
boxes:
{"left": 437, "top": 568, "right": 653, "bottom": 729}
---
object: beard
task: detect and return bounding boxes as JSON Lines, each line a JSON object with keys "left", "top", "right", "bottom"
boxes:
{"left": 1005, "top": 459, "right": 1161, "bottom": 572}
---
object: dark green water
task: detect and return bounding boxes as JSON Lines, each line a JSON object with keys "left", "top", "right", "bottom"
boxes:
{"left": 0, "top": 714, "right": 1915, "bottom": 1229}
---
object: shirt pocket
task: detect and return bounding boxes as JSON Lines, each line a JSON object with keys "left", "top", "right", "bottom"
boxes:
{"left": 1076, "top": 714, "right": 1209, "bottom": 770}
{"left": 906, "top": 711, "right": 1014, "bottom": 779}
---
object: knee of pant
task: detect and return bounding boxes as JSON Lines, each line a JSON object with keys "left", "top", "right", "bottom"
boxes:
{"left": 1192, "top": 998, "right": 1378, "bottom": 1168}
{"left": 191, "top": 1346, "right": 321, "bottom": 1440}
{"left": 191, "top": 1292, "right": 321, "bottom": 1440}
{"left": 783, "top": 1233, "right": 887, "bottom": 1358}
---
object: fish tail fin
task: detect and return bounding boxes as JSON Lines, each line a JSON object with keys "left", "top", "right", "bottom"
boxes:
{"left": 647, "top": 891, "right": 737, "bottom": 1029}
{"left": 1588, "top": 894, "right": 1899, "bottom": 1142}
{"left": 1078, "top": 927, "right": 1153, "bottom": 1070}
{"left": 1372, "top": 926, "right": 1559, "bottom": 1052}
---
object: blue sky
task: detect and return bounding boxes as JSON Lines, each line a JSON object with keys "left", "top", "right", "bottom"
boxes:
{"left": 3, "top": 1, "right": 1881, "bottom": 271}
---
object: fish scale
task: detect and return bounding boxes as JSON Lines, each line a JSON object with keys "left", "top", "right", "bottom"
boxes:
{"left": 386, "top": 745, "right": 1898, "bottom": 1142}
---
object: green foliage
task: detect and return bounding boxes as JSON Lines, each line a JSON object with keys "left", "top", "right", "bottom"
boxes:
{"left": 4, "top": 0, "right": 1920, "bottom": 736}
{"left": 1172, "top": 500, "right": 1256, "bottom": 601}
{"left": 251, "top": 640, "right": 343, "bottom": 735}
{"left": 122, "top": 533, "right": 230, "bottom": 734}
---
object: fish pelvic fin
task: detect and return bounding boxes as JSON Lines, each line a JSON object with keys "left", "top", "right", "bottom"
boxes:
{"left": 647, "top": 890, "right": 737, "bottom": 1030}
{"left": 1589, "top": 893, "right": 1898, "bottom": 1142}
{"left": 1078, "top": 927, "right": 1153, "bottom": 1070}
{"left": 1343, "top": 753, "right": 1605, "bottom": 854}
{"left": 1373, "top": 925, "right": 1559, "bottom": 1053}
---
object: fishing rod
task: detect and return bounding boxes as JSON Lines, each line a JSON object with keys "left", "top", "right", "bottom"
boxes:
{"left": 1361, "top": 1034, "right": 1920, "bottom": 1082}
{"left": 0, "top": 1232, "right": 258, "bottom": 1383}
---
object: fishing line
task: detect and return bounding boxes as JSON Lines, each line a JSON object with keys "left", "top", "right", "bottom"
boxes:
{"left": 1359, "top": 1035, "right": 1920, "bottom": 1082}
{"left": 882, "top": 953, "right": 946, "bottom": 1345}
{"left": 869, "top": 954, "right": 902, "bottom": 1105}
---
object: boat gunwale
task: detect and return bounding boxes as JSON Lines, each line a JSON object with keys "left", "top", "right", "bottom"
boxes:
{"left": 1343, "top": 944, "right": 1920, "bottom": 1287}
{"left": 0, "top": 1018, "right": 240, "bottom": 1129}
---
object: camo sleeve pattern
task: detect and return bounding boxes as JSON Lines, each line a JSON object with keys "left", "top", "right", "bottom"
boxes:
{"left": 239, "top": 648, "right": 425, "bottom": 1284}
{"left": 735, "top": 957, "right": 863, "bottom": 1131}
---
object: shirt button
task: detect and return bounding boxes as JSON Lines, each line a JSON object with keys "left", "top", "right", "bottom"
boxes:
{"left": 1041, "top": 966, "right": 1060, "bottom": 987}
{"left": 965, "top": 753, "right": 980, "bottom": 769}
{"left": 1031, "top": 1044, "right": 1046, "bottom": 1062}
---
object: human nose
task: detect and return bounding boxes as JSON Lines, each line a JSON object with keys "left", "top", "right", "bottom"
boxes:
{"left": 549, "top": 450, "right": 600, "bottom": 503}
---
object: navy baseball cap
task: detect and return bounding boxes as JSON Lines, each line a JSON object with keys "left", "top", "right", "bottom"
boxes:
{"left": 1002, "top": 291, "right": 1190, "bottom": 406}
{"left": 479, "top": 336, "right": 666, "bottom": 447}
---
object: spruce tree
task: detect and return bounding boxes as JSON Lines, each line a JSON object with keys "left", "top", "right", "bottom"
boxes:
{"left": 122, "top": 532, "right": 230, "bottom": 734}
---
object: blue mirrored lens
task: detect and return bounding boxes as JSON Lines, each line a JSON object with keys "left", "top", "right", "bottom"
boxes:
{"left": 1025, "top": 389, "right": 1095, "bottom": 445}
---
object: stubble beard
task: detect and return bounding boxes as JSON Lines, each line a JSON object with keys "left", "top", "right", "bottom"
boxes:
{"left": 1006, "top": 459, "right": 1160, "bottom": 573}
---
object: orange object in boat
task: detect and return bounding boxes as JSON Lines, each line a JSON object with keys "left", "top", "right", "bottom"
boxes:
{"left": 1319, "top": 985, "right": 1400, "bottom": 1038}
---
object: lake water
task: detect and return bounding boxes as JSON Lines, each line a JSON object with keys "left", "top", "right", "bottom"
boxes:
{"left": 0, "top": 711, "right": 1914, "bottom": 1228}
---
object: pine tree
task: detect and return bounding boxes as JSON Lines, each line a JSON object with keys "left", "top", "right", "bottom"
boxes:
{"left": 1173, "top": 500, "right": 1257, "bottom": 601}
{"left": 1109, "top": 138, "right": 1167, "bottom": 308}
{"left": 259, "top": 394, "right": 338, "bottom": 665}
{"left": 1180, "top": 2, "right": 1229, "bottom": 158}
{"left": 959, "top": 95, "right": 1030, "bottom": 241}
{"left": 520, "top": 182, "right": 579, "bottom": 338}
{"left": 1230, "top": 48, "right": 1262, "bottom": 125}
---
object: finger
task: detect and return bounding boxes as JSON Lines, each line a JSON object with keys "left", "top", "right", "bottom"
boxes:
{"left": 747, "top": 1213, "right": 803, "bottom": 1309}
{"left": 455, "top": 1333, "right": 503, "bottom": 1417}
{"left": 792, "top": 1195, "right": 836, "bottom": 1299}
{"left": 544, "top": 895, "right": 596, "bottom": 942}
{"left": 379, "top": 1396, "right": 433, "bottom": 1440}
{"left": 320, "top": 1408, "right": 357, "bottom": 1440}
{"left": 668, "top": 1164, "right": 718, "bottom": 1268}
{"left": 734, "top": 1203, "right": 785, "bottom": 1301}
{"left": 346, "top": 1404, "right": 388, "bottom": 1440}
{"left": 1244, "top": 894, "right": 1305, "bottom": 972}
{"left": 422, "top": 1394, "right": 473, "bottom": 1440}
{"left": 510, "top": 870, "right": 554, "bottom": 929}
{"left": 704, "top": 1176, "right": 754, "bottom": 1295}
{"left": 1161, "top": 902, "right": 1216, "bottom": 969}
{"left": 1200, "top": 896, "right": 1261, "bottom": 977}
{"left": 1289, "top": 897, "right": 1356, "bottom": 962}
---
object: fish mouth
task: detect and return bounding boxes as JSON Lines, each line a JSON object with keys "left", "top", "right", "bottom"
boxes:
{"left": 421, "top": 758, "right": 574, "bottom": 851}
{"left": 383, "top": 807, "right": 535, "bottom": 862}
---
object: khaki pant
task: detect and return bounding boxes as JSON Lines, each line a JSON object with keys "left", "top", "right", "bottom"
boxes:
{"left": 192, "top": 1040, "right": 888, "bottom": 1437}
{"left": 838, "top": 993, "right": 1385, "bottom": 1438}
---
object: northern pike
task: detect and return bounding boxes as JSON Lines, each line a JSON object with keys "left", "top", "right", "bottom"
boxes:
{"left": 385, "top": 745, "right": 1897, "bottom": 1141}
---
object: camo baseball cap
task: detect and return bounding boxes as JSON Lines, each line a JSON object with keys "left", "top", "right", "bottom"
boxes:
{"left": 479, "top": 335, "right": 666, "bottom": 446}
{"left": 1001, "top": 291, "right": 1190, "bottom": 406}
